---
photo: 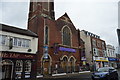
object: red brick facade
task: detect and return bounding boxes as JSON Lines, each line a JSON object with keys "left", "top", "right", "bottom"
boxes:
{"left": 28, "top": 1, "right": 83, "bottom": 75}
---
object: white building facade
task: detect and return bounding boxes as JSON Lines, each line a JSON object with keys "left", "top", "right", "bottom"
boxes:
{"left": 0, "top": 24, "right": 38, "bottom": 80}
{"left": 106, "top": 44, "right": 117, "bottom": 68}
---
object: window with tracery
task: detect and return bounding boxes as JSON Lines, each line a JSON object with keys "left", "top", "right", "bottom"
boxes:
{"left": 62, "top": 26, "right": 71, "bottom": 46}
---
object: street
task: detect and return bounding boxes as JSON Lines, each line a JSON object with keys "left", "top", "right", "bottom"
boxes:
{"left": 36, "top": 69, "right": 120, "bottom": 80}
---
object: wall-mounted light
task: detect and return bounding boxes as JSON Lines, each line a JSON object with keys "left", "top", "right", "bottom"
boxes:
{"left": 28, "top": 49, "right": 32, "bottom": 52}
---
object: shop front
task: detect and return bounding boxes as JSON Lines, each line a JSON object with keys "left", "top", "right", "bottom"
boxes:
{"left": 81, "top": 57, "right": 87, "bottom": 71}
{"left": 0, "top": 51, "right": 36, "bottom": 80}
{"left": 116, "top": 59, "right": 120, "bottom": 68}
{"left": 94, "top": 57, "right": 108, "bottom": 69}
{"left": 108, "top": 57, "right": 117, "bottom": 68}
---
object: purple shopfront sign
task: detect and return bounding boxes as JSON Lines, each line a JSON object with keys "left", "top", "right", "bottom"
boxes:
{"left": 59, "top": 47, "right": 76, "bottom": 53}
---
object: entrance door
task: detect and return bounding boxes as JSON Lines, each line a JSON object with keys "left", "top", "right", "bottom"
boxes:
{"left": 70, "top": 58, "right": 74, "bottom": 73}
{"left": 62, "top": 57, "right": 68, "bottom": 73}
{"left": 43, "top": 60, "right": 50, "bottom": 75}
{"left": 42, "top": 55, "right": 51, "bottom": 76}
{"left": 2, "top": 60, "right": 13, "bottom": 80}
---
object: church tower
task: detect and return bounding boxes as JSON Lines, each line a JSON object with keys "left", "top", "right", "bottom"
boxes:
{"left": 27, "top": 0, "right": 56, "bottom": 75}
{"left": 28, "top": 0, "right": 55, "bottom": 20}
{"left": 28, "top": 0, "right": 55, "bottom": 34}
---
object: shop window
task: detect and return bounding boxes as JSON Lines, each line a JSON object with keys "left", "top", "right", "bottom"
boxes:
{"left": 62, "top": 26, "right": 71, "bottom": 46}
{"left": 25, "top": 60, "right": 31, "bottom": 72}
{"left": 15, "top": 60, "right": 23, "bottom": 72}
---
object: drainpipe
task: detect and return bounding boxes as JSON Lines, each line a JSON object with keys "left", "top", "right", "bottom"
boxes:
{"left": 77, "top": 29, "right": 82, "bottom": 71}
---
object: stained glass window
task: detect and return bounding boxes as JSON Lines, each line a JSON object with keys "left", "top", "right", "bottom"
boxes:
{"left": 63, "top": 27, "right": 71, "bottom": 46}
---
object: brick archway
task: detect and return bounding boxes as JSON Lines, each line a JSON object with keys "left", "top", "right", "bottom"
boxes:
{"left": 68, "top": 56, "right": 76, "bottom": 73}
{"left": 41, "top": 54, "right": 52, "bottom": 75}
{"left": 60, "top": 55, "right": 68, "bottom": 73}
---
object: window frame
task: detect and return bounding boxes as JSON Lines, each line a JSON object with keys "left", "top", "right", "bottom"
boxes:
{"left": 62, "top": 26, "right": 72, "bottom": 46}
{"left": 15, "top": 60, "right": 23, "bottom": 72}
{"left": 13, "top": 37, "right": 30, "bottom": 48}
{"left": 0, "top": 35, "right": 7, "bottom": 46}
{"left": 44, "top": 26, "right": 49, "bottom": 45}
{"left": 25, "top": 60, "right": 31, "bottom": 72}
{"left": 92, "top": 39, "right": 96, "bottom": 47}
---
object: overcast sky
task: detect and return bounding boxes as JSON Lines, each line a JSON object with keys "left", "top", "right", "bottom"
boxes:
{"left": 0, "top": 0, "right": 119, "bottom": 48}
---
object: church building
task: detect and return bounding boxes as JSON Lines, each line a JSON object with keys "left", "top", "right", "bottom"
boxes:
{"left": 28, "top": 0, "right": 84, "bottom": 76}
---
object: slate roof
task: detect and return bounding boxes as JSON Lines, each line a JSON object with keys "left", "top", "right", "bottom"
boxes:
{"left": 0, "top": 23, "right": 38, "bottom": 37}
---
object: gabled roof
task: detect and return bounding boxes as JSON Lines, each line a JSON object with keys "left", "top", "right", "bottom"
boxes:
{"left": 56, "top": 13, "right": 73, "bottom": 24}
{"left": 56, "top": 13, "right": 78, "bottom": 33}
{"left": 0, "top": 23, "right": 38, "bottom": 37}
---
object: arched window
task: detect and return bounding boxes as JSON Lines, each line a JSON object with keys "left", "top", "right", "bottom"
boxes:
{"left": 25, "top": 60, "right": 31, "bottom": 72}
{"left": 15, "top": 60, "right": 23, "bottom": 72}
{"left": 63, "top": 57, "right": 68, "bottom": 62}
{"left": 44, "top": 26, "right": 49, "bottom": 45}
{"left": 62, "top": 26, "right": 71, "bottom": 46}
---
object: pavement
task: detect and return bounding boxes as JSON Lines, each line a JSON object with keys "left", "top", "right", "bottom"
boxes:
{"left": 35, "top": 69, "right": 120, "bottom": 80}
{"left": 22, "top": 69, "right": 120, "bottom": 80}
{"left": 36, "top": 71, "right": 92, "bottom": 80}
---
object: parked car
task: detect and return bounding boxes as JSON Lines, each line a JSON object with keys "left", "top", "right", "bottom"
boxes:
{"left": 91, "top": 67, "right": 118, "bottom": 80}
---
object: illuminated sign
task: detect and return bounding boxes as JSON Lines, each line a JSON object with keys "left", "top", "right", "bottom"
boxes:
{"left": 108, "top": 58, "right": 117, "bottom": 61}
{"left": 94, "top": 57, "right": 108, "bottom": 62}
{"left": 59, "top": 47, "right": 76, "bottom": 53}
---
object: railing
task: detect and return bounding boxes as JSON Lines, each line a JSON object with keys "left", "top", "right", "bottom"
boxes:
{"left": 36, "top": 65, "right": 90, "bottom": 76}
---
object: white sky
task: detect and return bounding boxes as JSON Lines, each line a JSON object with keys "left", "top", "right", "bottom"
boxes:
{"left": 0, "top": 0, "right": 120, "bottom": 48}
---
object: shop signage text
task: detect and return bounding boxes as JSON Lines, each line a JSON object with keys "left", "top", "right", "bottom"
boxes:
{"left": 0, "top": 52, "right": 35, "bottom": 59}
{"left": 108, "top": 57, "right": 117, "bottom": 61}
{"left": 94, "top": 57, "right": 108, "bottom": 62}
